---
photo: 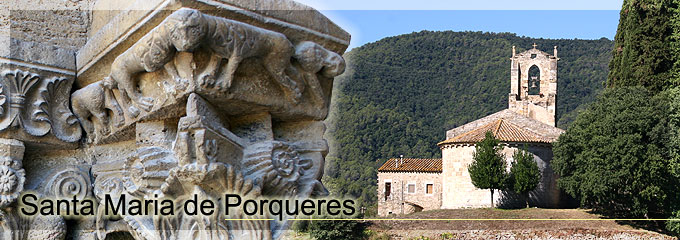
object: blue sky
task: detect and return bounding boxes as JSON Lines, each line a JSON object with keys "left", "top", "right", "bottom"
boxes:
{"left": 296, "top": 0, "right": 624, "bottom": 10}
{"left": 294, "top": 1, "right": 624, "bottom": 50}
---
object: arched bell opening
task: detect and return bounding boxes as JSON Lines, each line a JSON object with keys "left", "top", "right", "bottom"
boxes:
{"left": 528, "top": 65, "right": 540, "bottom": 95}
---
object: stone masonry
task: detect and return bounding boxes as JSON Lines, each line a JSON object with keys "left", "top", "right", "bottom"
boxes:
{"left": 508, "top": 44, "right": 559, "bottom": 127}
{"left": 0, "top": 0, "right": 349, "bottom": 239}
{"left": 440, "top": 143, "right": 560, "bottom": 209}
{"left": 377, "top": 159, "right": 442, "bottom": 216}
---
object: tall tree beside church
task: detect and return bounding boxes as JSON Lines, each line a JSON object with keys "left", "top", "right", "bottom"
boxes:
{"left": 553, "top": 87, "right": 679, "bottom": 218}
{"left": 468, "top": 131, "right": 507, "bottom": 208}
{"left": 607, "top": 0, "right": 679, "bottom": 91}
{"left": 672, "top": 2, "right": 680, "bottom": 84}
{"left": 508, "top": 147, "right": 541, "bottom": 208}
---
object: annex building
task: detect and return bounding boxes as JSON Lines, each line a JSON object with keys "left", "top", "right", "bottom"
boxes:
{"left": 378, "top": 45, "right": 566, "bottom": 216}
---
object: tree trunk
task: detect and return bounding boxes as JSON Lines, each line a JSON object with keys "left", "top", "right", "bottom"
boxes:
{"left": 525, "top": 193, "right": 529, "bottom": 208}
{"left": 490, "top": 189, "right": 494, "bottom": 208}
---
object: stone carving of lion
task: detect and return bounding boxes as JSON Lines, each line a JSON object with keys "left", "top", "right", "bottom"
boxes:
{"left": 292, "top": 41, "right": 346, "bottom": 103}
{"left": 71, "top": 77, "right": 125, "bottom": 143}
{"left": 109, "top": 8, "right": 304, "bottom": 114}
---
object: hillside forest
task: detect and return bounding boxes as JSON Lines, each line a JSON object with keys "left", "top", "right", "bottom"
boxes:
{"left": 323, "top": 31, "right": 614, "bottom": 209}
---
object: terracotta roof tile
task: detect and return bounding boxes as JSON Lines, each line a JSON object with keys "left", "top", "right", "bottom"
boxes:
{"left": 445, "top": 109, "right": 564, "bottom": 142}
{"left": 438, "top": 118, "right": 552, "bottom": 145}
{"left": 378, "top": 158, "right": 442, "bottom": 173}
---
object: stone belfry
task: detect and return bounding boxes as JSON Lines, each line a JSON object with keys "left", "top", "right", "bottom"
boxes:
{"left": 508, "top": 44, "right": 559, "bottom": 126}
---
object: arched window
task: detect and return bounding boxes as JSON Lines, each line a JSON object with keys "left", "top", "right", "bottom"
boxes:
{"left": 528, "top": 65, "right": 540, "bottom": 95}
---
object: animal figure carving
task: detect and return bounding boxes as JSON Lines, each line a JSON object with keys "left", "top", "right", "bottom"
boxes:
{"left": 109, "top": 8, "right": 304, "bottom": 113}
{"left": 197, "top": 10, "right": 301, "bottom": 100}
{"left": 109, "top": 8, "right": 201, "bottom": 115}
{"left": 292, "top": 41, "right": 346, "bottom": 102}
{"left": 71, "top": 77, "right": 125, "bottom": 142}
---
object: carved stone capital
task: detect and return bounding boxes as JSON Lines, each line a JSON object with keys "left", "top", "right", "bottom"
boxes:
{"left": 0, "top": 43, "right": 82, "bottom": 147}
{"left": 74, "top": 3, "right": 348, "bottom": 145}
{"left": 5, "top": 1, "right": 351, "bottom": 239}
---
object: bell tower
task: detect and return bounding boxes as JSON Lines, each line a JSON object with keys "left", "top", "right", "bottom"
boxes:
{"left": 508, "top": 44, "right": 559, "bottom": 126}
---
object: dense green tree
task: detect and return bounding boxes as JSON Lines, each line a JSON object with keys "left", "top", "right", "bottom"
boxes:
{"left": 508, "top": 147, "right": 541, "bottom": 208}
{"left": 672, "top": 2, "right": 680, "bottom": 82}
{"left": 308, "top": 215, "right": 365, "bottom": 240}
{"left": 468, "top": 131, "right": 507, "bottom": 208}
{"left": 667, "top": 87, "right": 680, "bottom": 177}
{"left": 552, "top": 87, "right": 680, "bottom": 218}
{"left": 667, "top": 87, "right": 680, "bottom": 235}
{"left": 324, "top": 31, "right": 613, "bottom": 210}
{"left": 607, "top": 0, "right": 679, "bottom": 91}
{"left": 666, "top": 210, "right": 680, "bottom": 236}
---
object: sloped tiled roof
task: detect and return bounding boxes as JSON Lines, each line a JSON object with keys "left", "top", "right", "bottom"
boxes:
{"left": 440, "top": 109, "right": 564, "bottom": 146}
{"left": 378, "top": 158, "right": 442, "bottom": 173}
{"left": 438, "top": 119, "right": 551, "bottom": 145}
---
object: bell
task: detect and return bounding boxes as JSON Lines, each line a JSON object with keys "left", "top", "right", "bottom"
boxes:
{"left": 531, "top": 80, "right": 538, "bottom": 88}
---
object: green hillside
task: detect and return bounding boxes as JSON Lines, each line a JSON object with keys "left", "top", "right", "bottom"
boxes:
{"left": 323, "top": 31, "right": 614, "bottom": 208}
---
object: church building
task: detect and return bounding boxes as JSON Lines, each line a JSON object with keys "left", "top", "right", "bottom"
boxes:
{"left": 377, "top": 45, "right": 566, "bottom": 216}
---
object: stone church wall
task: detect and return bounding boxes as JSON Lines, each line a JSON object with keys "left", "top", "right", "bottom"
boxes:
{"left": 1, "top": 0, "right": 95, "bottom": 52}
{"left": 377, "top": 171, "right": 442, "bottom": 216}
{"left": 441, "top": 143, "right": 561, "bottom": 209}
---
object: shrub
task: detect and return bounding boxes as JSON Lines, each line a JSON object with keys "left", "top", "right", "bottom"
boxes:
{"left": 440, "top": 232, "right": 454, "bottom": 239}
{"left": 508, "top": 146, "right": 541, "bottom": 208}
{"left": 468, "top": 131, "right": 507, "bottom": 208}
{"left": 308, "top": 215, "right": 365, "bottom": 240}
{"left": 666, "top": 210, "right": 680, "bottom": 236}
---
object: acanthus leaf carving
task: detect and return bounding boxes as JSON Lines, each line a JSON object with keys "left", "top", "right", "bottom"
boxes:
{"left": 0, "top": 69, "right": 81, "bottom": 143}
{"left": 242, "top": 139, "right": 329, "bottom": 237}
{"left": 243, "top": 141, "right": 303, "bottom": 196}
{"left": 0, "top": 69, "right": 41, "bottom": 131}
{"left": 34, "top": 77, "right": 83, "bottom": 142}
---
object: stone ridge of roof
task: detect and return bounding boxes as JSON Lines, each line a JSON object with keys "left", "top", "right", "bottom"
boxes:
{"left": 444, "top": 109, "right": 564, "bottom": 142}
{"left": 378, "top": 158, "right": 442, "bottom": 173}
{"left": 438, "top": 118, "right": 552, "bottom": 145}
{"left": 514, "top": 47, "right": 557, "bottom": 60}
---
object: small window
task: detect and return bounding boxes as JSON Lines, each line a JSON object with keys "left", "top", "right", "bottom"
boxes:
{"left": 531, "top": 54, "right": 537, "bottom": 59}
{"left": 384, "top": 182, "right": 391, "bottom": 200}
{"left": 407, "top": 184, "right": 415, "bottom": 194}
{"left": 426, "top": 184, "right": 433, "bottom": 194}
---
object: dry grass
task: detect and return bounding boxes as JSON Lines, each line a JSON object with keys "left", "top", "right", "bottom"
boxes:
{"left": 369, "top": 208, "right": 638, "bottom": 231}
{"left": 365, "top": 209, "right": 677, "bottom": 239}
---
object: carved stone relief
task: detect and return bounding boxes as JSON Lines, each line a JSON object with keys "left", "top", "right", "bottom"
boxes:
{"left": 72, "top": 8, "right": 345, "bottom": 145}
{"left": 0, "top": 138, "right": 74, "bottom": 240}
{"left": 5, "top": 1, "right": 348, "bottom": 239}
{"left": 0, "top": 69, "right": 81, "bottom": 144}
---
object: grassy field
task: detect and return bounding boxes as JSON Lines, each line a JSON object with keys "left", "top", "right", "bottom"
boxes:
{"left": 280, "top": 209, "right": 676, "bottom": 239}
{"left": 363, "top": 208, "right": 676, "bottom": 240}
